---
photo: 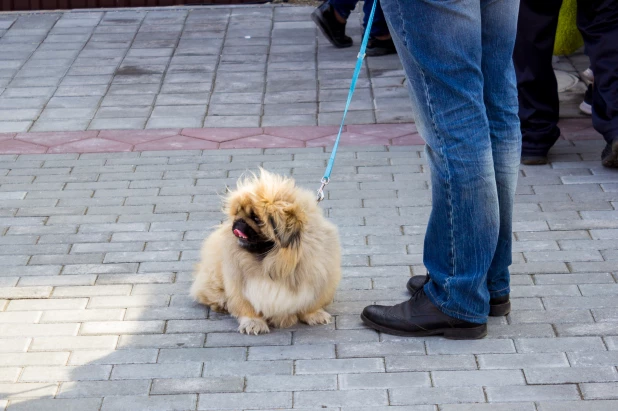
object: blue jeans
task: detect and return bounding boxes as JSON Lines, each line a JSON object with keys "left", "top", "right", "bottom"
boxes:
{"left": 328, "top": 0, "right": 390, "bottom": 38}
{"left": 380, "top": 0, "right": 522, "bottom": 323}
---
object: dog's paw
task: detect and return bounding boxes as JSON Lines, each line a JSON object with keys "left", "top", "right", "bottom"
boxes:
{"left": 299, "top": 309, "right": 332, "bottom": 326}
{"left": 238, "top": 317, "right": 270, "bottom": 335}
{"left": 270, "top": 314, "right": 298, "bottom": 329}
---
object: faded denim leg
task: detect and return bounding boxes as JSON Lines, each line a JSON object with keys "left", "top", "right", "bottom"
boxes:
{"left": 380, "top": 0, "right": 520, "bottom": 323}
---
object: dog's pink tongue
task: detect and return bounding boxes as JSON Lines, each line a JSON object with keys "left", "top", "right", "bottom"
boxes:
{"left": 233, "top": 229, "right": 248, "bottom": 239}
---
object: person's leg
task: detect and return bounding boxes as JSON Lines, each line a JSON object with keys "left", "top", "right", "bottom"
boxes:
{"left": 480, "top": 0, "right": 522, "bottom": 307}
{"left": 577, "top": 0, "right": 618, "bottom": 167}
{"left": 379, "top": 0, "right": 497, "bottom": 324}
{"left": 363, "top": 0, "right": 397, "bottom": 56}
{"left": 329, "top": 0, "right": 359, "bottom": 21}
{"left": 363, "top": 0, "right": 390, "bottom": 38}
{"left": 513, "top": 0, "right": 563, "bottom": 164}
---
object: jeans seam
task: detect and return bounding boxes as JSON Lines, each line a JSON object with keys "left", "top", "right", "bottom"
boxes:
{"left": 394, "top": 4, "right": 456, "bottom": 294}
{"left": 490, "top": 285, "right": 510, "bottom": 293}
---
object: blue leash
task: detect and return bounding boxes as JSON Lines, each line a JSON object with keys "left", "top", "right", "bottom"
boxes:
{"left": 316, "top": 0, "right": 377, "bottom": 203}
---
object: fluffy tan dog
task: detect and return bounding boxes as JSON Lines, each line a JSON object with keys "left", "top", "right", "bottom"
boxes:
{"left": 190, "top": 169, "right": 341, "bottom": 335}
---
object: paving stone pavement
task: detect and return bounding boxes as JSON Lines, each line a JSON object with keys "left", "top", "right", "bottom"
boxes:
{"left": 0, "top": 5, "right": 589, "bottom": 134}
{"left": 0, "top": 5, "right": 412, "bottom": 133}
{"left": 0, "top": 135, "right": 617, "bottom": 410}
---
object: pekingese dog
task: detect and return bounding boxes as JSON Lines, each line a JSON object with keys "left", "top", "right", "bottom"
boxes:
{"left": 190, "top": 169, "right": 341, "bottom": 335}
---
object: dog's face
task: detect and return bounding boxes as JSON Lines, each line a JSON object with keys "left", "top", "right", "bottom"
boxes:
{"left": 225, "top": 170, "right": 307, "bottom": 256}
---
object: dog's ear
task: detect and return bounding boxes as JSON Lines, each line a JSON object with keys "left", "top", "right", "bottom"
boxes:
{"left": 268, "top": 202, "right": 305, "bottom": 249}
{"left": 225, "top": 189, "right": 254, "bottom": 219}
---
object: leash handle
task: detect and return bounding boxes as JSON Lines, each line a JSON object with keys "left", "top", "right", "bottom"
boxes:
{"left": 317, "top": 0, "right": 377, "bottom": 203}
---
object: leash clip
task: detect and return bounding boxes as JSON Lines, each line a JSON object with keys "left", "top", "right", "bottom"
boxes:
{"left": 316, "top": 177, "right": 330, "bottom": 203}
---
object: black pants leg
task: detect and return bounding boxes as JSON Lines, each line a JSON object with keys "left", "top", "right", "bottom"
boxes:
{"left": 514, "top": 0, "right": 563, "bottom": 156}
{"left": 577, "top": 0, "right": 618, "bottom": 144}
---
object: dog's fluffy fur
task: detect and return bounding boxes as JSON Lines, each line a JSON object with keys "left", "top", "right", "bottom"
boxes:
{"left": 190, "top": 169, "right": 341, "bottom": 334}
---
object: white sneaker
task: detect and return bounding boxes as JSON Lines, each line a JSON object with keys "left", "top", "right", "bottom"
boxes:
{"left": 582, "top": 68, "right": 594, "bottom": 84}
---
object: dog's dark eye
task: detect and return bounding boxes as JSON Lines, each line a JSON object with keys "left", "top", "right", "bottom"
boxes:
{"left": 251, "top": 214, "right": 262, "bottom": 225}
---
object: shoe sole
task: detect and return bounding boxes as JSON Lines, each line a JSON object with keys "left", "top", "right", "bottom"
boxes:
{"left": 406, "top": 284, "right": 510, "bottom": 317}
{"left": 361, "top": 313, "right": 487, "bottom": 340}
{"left": 310, "top": 10, "right": 352, "bottom": 49}
{"left": 521, "top": 157, "right": 548, "bottom": 165}
{"left": 366, "top": 47, "right": 397, "bottom": 57}
{"left": 602, "top": 140, "right": 618, "bottom": 168}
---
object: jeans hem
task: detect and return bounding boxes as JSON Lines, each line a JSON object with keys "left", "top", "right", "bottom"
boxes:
{"left": 425, "top": 285, "right": 488, "bottom": 325}
{"left": 489, "top": 286, "right": 510, "bottom": 299}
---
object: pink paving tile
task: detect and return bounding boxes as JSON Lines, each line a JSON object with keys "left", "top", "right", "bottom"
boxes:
{"left": 558, "top": 118, "right": 593, "bottom": 132}
{"left": 306, "top": 132, "right": 392, "bottom": 148}
{"left": 0, "top": 133, "right": 17, "bottom": 141}
{"left": 99, "top": 129, "right": 181, "bottom": 145}
{"left": 48, "top": 138, "right": 133, "bottom": 154}
{"left": 181, "top": 127, "right": 263, "bottom": 142}
{"left": 0, "top": 139, "right": 47, "bottom": 154}
{"left": 262, "top": 126, "right": 341, "bottom": 141}
{"left": 391, "top": 133, "right": 426, "bottom": 146}
{"left": 346, "top": 123, "right": 417, "bottom": 138}
{"left": 219, "top": 135, "right": 305, "bottom": 149}
{"left": 134, "top": 136, "right": 219, "bottom": 151}
{"left": 562, "top": 130, "right": 604, "bottom": 141}
{"left": 16, "top": 131, "right": 98, "bottom": 147}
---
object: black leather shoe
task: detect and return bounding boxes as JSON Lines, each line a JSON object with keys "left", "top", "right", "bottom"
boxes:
{"left": 406, "top": 275, "right": 511, "bottom": 317}
{"left": 361, "top": 289, "right": 487, "bottom": 339}
{"left": 311, "top": 2, "right": 353, "bottom": 48}
{"left": 366, "top": 36, "right": 397, "bottom": 57}
{"left": 601, "top": 139, "right": 618, "bottom": 168}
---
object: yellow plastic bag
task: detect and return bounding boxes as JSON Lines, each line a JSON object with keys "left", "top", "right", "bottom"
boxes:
{"left": 554, "top": 0, "right": 584, "bottom": 56}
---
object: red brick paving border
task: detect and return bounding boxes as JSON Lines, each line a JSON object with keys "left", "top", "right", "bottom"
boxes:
{"left": 0, "top": 118, "right": 601, "bottom": 155}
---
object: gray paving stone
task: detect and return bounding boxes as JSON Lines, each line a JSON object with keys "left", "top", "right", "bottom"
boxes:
{"left": 389, "top": 387, "right": 485, "bottom": 405}
{"left": 6, "top": 398, "right": 102, "bottom": 411}
{"left": 57, "top": 380, "right": 151, "bottom": 398}
{"left": 537, "top": 400, "right": 618, "bottom": 411}
{"left": 117, "top": 333, "right": 204, "bottom": 349}
{"left": 101, "top": 395, "right": 197, "bottom": 411}
{"left": 157, "top": 348, "right": 245, "bottom": 363}
{"left": 197, "top": 392, "right": 292, "bottom": 410}
{"left": 68, "top": 349, "right": 157, "bottom": 366}
{"left": 248, "top": 344, "right": 335, "bottom": 360}
{"left": 205, "top": 331, "right": 291, "bottom": 347}
{"left": 485, "top": 385, "right": 581, "bottom": 402}
{"left": 478, "top": 353, "right": 569, "bottom": 369}
{"left": 294, "top": 389, "right": 388, "bottom": 408}
{"left": 296, "top": 358, "right": 384, "bottom": 374}
{"left": 580, "top": 383, "right": 618, "bottom": 400}
{"left": 432, "top": 370, "right": 526, "bottom": 387}
{"left": 203, "top": 360, "right": 292, "bottom": 376}
{"left": 340, "top": 372, "right": 430, "bottom": 389}
{"left": 152, "top": 377, "right": 244, "bottom": 394}
{"left": 439, "top": 404, "right": 536, "bottom": 411}
{"left": 20, "top": 365, "right": 111, "bottom": 382}
{"left": 111, "top": 362, "right": 202, "bottom": 380}
{"left": 524, "top": 367, "right": 618, "bottom": 384}
{"left": 29, "top": 336, "right": 118, "bottom": 351}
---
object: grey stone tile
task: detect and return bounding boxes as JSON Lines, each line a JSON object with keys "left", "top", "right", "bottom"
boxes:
{"left": 151, "top": 105, "right": 207, "bottom": 117}
{"left": 146, "top": 117, "right": 203, "bottom": 129}
{"left": 0, "top": 121, "right": 32, "bottom": 132}
{"left": 89, "top": 118, "right": 146, "bottom": 130}
{"left": 203, "top": 115, "right": 260, "bottom": 128}
{"left": 101, "top": 94, "right": 156, "bottom": 107}
{"left": 30, "top": 119, "right": 90, "bottom": 132}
